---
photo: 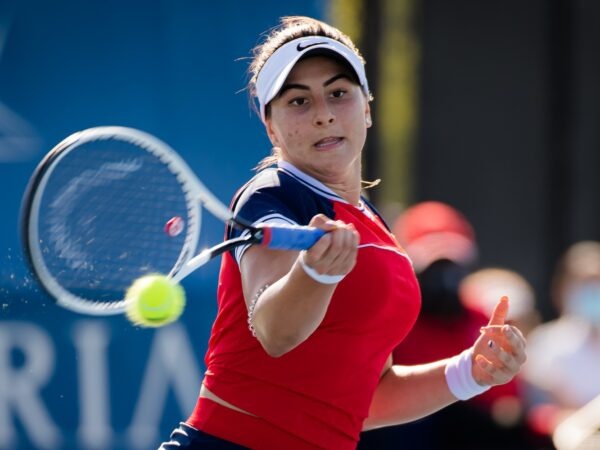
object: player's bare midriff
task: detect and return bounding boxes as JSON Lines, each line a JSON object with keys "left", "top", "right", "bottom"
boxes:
{"left": 199, "top": 383, "right": 258, "bottom": 417}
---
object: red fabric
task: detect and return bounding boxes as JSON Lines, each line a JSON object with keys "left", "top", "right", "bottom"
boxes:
{"left": 188, "top": 397, "right": 320, "bottom": 450}
{"left": 189, "top": 201, "right": 421, "bottom": 449}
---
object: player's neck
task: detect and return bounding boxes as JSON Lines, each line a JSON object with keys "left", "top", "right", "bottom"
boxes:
{"left": 327, "top": 182, "right": 361, "bottom": 205}
{"left": 314, "top": 160, "right": 362, "bottom": 205}
{"left": 279, "top": 158, "right": 363, "bottom": 205}
{"left": 322, "top": 167, "right": 362, "bottom": 206}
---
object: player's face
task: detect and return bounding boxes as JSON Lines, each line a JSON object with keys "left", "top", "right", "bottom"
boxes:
{"left": 265, "top": 56, "right": 371, "bottom": 186}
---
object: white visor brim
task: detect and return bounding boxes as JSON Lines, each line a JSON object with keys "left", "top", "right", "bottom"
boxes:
{"left": 255, "top": 36, "right": 369, "bottom": 121}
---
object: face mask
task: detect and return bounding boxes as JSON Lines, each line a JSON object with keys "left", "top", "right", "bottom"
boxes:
{"left": 564, "top": 281, "right": 600, "bottom": 324}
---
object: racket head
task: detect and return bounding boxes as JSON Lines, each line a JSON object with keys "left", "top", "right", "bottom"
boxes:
{"left": 21, "top": 126, "right": 201, "bottom": 315}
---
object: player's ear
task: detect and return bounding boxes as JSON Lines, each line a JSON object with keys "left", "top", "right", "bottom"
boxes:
{"left": 365, "top": 103, "right": 372, "bottom": 128}
{"left": 264, "top": 118, "right": 281, "bottom": 147}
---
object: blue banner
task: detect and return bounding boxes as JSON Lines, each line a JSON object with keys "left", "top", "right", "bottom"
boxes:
{"left": 0, "top": 1, "right": 326, "bottom": 448}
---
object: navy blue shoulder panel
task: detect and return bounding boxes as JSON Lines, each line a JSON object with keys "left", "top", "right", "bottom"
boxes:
{"left": 228, "top": 168, "right": 335, "bottom": 240}
{"left": 361, "top": 196, "right": 391, "bottom": 232}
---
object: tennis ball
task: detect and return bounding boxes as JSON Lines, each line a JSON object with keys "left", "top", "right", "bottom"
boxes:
{"left": 125, "top": 274, "right": 185, "bottom": 328}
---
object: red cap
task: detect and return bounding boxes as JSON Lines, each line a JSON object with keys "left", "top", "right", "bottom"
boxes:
{"left": 393, "top": 201, "right": 477, "bottom": 272}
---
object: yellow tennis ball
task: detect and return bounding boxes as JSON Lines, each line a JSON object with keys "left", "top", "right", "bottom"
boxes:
{"left": 125, "top": 274, "right": 185, "bottom": 327}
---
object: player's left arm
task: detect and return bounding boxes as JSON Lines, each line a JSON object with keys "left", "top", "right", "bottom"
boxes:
{"left": 362, "top": 356, "right": 455, "bottom": 430}
{"left": 363, "top": 297, "right": 527, "bottom": 430}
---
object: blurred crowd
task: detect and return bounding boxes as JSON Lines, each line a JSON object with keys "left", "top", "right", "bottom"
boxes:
{"left": 358, "top": 201, "right": 600, "bottom": 450}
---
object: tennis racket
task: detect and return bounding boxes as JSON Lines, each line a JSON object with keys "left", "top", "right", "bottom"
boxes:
{"left": 21, "top": 126, "right": 324, "bottom": 316}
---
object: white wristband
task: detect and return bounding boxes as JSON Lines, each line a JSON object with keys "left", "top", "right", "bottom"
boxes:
{"left": 298, "top": 251, "right": 345, "bottom": 285}
{"left": 445, "top": 348, "right": 491, "bottom": 400}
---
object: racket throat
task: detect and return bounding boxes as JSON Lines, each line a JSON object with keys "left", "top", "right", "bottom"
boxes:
{"left": 172, "top": 234, "right": 259, "bottom": 283}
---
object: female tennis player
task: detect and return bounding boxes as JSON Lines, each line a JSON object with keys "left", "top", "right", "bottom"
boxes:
{"left": 159, "top": 16, "right": 527, "bottom": 450}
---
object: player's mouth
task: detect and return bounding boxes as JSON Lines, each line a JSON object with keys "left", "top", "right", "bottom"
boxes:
{"left": 314, "top": 136, "right": 344, "bottom": 150}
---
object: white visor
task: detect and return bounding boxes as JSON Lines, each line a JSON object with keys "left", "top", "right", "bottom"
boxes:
{"left": 255, "top": 36, "right": 369, "bottom": 121}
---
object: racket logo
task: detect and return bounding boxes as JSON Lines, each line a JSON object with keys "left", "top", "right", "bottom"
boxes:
{"left": 165, "top": 216, "right": 185, "bottom": 237}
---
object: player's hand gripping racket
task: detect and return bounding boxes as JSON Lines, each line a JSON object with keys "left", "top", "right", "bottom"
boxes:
{"left": 21, "top": 126, "right": 324, "bottom": 316}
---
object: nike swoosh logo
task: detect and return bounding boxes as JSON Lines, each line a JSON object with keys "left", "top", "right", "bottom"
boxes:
{"left": 296, "top": 41, "right": 327, "bottom": 51}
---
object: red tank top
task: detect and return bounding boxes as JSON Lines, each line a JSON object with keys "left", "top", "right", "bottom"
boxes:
{"left": 188, "top": 164, "right": 421, "bottom": 449}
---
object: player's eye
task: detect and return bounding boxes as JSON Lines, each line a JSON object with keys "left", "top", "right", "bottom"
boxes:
{"left": 331, "top": 89, "right": 347, "bottom": 98}
{"left": 289, "top": 97, "right": 308, "bottom": 106}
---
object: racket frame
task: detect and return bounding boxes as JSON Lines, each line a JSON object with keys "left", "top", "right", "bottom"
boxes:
{"left": 23, "top": 127, "right": 211, "bottom": 314}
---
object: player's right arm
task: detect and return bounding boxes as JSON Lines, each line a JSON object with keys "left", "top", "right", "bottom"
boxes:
{"left": 240, "top": 214, "right": 358, "bottom": 357}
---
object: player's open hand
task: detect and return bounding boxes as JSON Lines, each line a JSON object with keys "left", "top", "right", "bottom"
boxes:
{"left": 472, "top": 296, "right": 527, "bottom": 386}
{"left": 303, "top": 214, "right": 359, "bottom": 277}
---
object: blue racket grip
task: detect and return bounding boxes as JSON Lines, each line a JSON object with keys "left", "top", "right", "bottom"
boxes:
{"left": 258, "top": 224, "right": 326, "bottom": 250}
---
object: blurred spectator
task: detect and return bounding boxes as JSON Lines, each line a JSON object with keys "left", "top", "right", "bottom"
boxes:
{"left": 522, "top": 241, "right": 600, "bottom": 442}
{"left": 390, "top": 201, "right": 483, "bottom": 368}
{"left": 460, "top": 267, "right": 541, "bottom": 340}
{"left": 394, "top": 200, "right": 478, "bottom": 274}
{"left": 360, "top": 201, "right": 533, "bottom": 449}
{"left": 553, "top": 393, "right": 600, "bottom": 450}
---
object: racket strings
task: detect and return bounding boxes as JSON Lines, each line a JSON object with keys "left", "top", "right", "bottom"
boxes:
{"left": 35, "top": 139, "right": 194, "bottom": 302}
